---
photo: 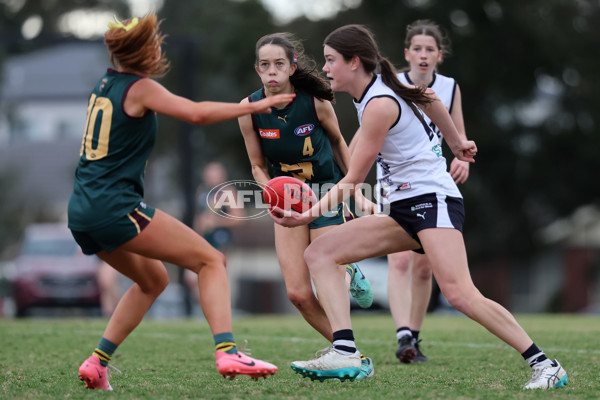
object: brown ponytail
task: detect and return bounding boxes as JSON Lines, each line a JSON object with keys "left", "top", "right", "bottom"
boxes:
{"left": 104, "top": 13, "right": 170, "bottom": 78}
{"left": 324, "top": 24, "right": 433, "bottom": 107}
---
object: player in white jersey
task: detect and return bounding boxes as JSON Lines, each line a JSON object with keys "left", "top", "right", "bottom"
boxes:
{"left": 271, "top": 24, "right": 567, "bottom": 390}
{"left": 388, "top": 20, "right": 470, "bottom": 364}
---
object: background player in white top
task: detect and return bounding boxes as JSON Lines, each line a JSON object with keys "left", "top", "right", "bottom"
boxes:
{"left": 271, "top": 24, "right": 567, "bottom": 390}
{"left": 388, "top": 19, "right": 470, "bottom": 364}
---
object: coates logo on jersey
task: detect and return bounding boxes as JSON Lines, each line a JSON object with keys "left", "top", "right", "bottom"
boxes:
{"left": 294, "top": 124, "right": 314, "bottom": 137}
{"left": 259, "top": 129, "right": 280, "bottom": 139}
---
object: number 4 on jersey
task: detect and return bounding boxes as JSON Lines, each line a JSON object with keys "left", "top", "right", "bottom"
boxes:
{"left": 303, "top": 136, "right": 314, "bottom": 156}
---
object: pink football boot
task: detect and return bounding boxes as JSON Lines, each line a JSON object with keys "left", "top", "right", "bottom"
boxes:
{"left": 215, "top": 351, "right": 278, "bottom": 379}
{"left": 78, "top": 355, "right": 113, "bottom": 391}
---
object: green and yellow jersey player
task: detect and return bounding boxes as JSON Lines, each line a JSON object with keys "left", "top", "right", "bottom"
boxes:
{"left": 238, "top": 32, "right": 375, "bottom": 380}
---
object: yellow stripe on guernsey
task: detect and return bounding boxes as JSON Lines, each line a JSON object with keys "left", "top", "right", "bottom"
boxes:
{"left": 94, "top": 348, "right": 111, "bottom": 363}
{"left": 216, "top": 341, "right": 236, "bottom": 352}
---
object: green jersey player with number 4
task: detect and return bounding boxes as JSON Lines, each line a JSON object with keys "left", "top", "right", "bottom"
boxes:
{"left": 238, "top": 33, "right": 376, "bottom": 380}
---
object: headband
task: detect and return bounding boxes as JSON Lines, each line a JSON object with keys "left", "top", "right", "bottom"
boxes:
{"left": 108, "top": 15, "right": 139, "bottom": 32}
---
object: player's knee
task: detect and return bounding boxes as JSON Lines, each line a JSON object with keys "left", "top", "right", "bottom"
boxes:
{"left": 141, "top": 268, "right": 169, "bottom": 297}
{"left": 388, "top": 253, "right": 412, "bottom": 274}
{"left": 414, "top": 265, "right": 433, "bottom": 281}
{"left": 287, "top": 287, "right": 316, "bottom": 310}
{"left": 444, "top": 292, "right": 466, "bottom": 313}
{"left": 390, "top": 260, "right": 411, "bottom": 274}
{"left": 303, "top": 244, "right": 325, "bottom": 272}
{"left": 191, "top": 248, "right": 226, "bottom": 273}
{"left": 443, "top": 287, "right": 478, "bottom": 316}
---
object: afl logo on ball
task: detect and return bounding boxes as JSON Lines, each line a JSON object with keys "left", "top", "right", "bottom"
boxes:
{"left": 294, "top": 124, "right": 314, "bottom": 136}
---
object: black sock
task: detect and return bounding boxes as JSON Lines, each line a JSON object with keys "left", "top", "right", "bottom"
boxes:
{"left": 522, "top": 343, "right": 550, "bottom": 367}
{"left": 333, "top": 329, "right": 356, "bottom": 355}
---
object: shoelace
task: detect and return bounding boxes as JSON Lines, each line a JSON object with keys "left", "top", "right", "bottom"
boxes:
{"left": 313, "top": 346, "right": 333, "bottom": 360}
{"left": 528, "top": 362, "right": 554, "bottom": 384}
{"left": 530, "top": 368, "right": 543, "bottom": 380}
{"left": 107, "top": 363, "right": 122, "bottom": 378}
{"left": 237, "top": 339, "right": 252, "bottom": 356}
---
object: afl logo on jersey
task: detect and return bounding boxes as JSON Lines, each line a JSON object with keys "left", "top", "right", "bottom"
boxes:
{"left": 294, "top": 124, "right": 314, "bottom": 137}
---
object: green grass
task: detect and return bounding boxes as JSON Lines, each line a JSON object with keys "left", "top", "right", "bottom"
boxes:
{"left": 0, "top": 313, "right": 597, "bottom": 399}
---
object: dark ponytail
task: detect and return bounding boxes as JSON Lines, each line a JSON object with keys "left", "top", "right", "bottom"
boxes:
{"left": 324, "top": 24, "right": 434, "bottom": 107}
{"left": 255, "top": 33, "right": 334, "bottom": 102}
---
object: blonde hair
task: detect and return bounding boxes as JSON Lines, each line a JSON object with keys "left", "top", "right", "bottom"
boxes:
{"left": 104, "top": 13, "right": 170, "bottom": 78}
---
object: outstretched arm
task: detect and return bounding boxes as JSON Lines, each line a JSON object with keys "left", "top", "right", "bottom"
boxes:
{"left": 126, "top": 78, "right": 296, "bottom": 125}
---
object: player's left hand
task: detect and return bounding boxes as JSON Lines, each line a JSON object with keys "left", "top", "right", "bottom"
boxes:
{"left": 454, "top": 140, "right": 477, "bottom": 163}
{"left": 449, "top": 158, "right": 470, "bottom": 184}
{"left": 269, "top": 207, "right": 313, "bottom": 227}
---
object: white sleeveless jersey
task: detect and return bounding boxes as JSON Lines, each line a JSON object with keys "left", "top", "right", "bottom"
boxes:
{"left": 397, "top": 71, "right": 457, "bottom": 146}
{"left": 354, "top": 75, "right": 461, "bottom": 204}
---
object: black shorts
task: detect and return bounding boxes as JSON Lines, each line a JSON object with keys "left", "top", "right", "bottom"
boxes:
{"left": 388, "top": 193, "right": 464, "bottom": 254}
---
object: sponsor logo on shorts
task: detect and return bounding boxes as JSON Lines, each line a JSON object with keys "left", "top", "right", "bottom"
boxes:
{"left": 294, "top": 124, "right": 314, "bottom": 136}
{"left": 259, "top": 129, "right": 280, "bottom": 139}
{"left": 411, "top": 202, "right": 433, "bottom": 212}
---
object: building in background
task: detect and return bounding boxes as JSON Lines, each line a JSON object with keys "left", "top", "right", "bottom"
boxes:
{"left": 0, "top": 42, "right": 106, "bottom": 218}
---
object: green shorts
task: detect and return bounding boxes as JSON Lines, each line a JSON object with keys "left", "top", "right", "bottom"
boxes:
{"left": 71, "top": 205, "right": 155, "bottom": 255}
{"left": 309, "top": 197, "right": 356, "bottom": 230}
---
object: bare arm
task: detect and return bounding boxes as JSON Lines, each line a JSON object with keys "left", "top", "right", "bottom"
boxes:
{"left": 420, "top": 88, "right": 476, "bottom": 163}
{"left": 450, "top": 85, "right": 466, "bottom": 140}
{"left": 237, "top": 99, "right": 271, "bottom": 185}
{"left": 348, "top": 132, "right": 360, "bottom": 156}
{"left": 272, "top": 97, "right": 395, "bottom": 227}
{"left": 315, "top": 98, "right": 350, "bottom": 175}
{"left": 125, "top": 78, "right": 295, "bottom": 125}
{"left": 447, "top": 84, "right": 470, "bottom": 184}
{"left": 316, "top": 98, "right": 375, "bottom": 214}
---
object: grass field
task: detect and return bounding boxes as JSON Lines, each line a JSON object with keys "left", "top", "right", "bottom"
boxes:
{"left": 0, "top": 313, "right": 597, "bottom": 399}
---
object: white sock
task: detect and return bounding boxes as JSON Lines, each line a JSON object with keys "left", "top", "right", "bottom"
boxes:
{"left": 332, "top": 339, "right": 356, "bottom": 355}
{"left": 396, "top": 329, "right": 412, "bottom": 341}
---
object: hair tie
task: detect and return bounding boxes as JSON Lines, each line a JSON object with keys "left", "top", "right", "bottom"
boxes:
{"left": 293, "top": 54, "right": 298, "bottom": 64}
{"left": 108, "top": 15, "right": 139, "bottom": 32}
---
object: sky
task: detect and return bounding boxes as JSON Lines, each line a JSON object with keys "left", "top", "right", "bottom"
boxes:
{"left": 259, "top": 0, "right": 361, "bottom": 24}
{"left": 42, "top": 0, "right": 362, "bottom": 39}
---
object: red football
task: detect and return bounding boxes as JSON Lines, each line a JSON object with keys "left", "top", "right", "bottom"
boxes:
{"left": 263, "top": 176, "right": 317, "bottom": 213}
